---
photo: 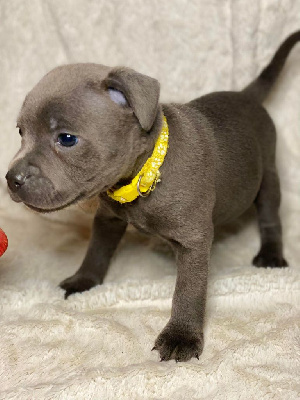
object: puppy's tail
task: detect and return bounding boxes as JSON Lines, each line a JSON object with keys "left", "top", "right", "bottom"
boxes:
{"left": 242, "top": 30, "right": 300, "bottom": 103}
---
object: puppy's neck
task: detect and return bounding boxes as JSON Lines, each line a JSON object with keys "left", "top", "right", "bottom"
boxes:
{"left": 115, "top": 108, "right": 164, "bottom": 188}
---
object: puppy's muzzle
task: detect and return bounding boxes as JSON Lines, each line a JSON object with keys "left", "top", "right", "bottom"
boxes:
{"left": 6, "top": 160, "right": 41, "bottom": 196}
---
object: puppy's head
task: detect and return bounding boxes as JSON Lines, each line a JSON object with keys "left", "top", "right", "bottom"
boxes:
{"left": 6, "top": 64, "right": 161, "bottom": 212}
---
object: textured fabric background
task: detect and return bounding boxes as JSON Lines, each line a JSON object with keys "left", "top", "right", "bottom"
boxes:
{"left": 0, "top": 1, "right": 299, "bottom": 399}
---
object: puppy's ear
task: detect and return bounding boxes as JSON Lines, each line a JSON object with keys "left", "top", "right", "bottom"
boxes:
{"left": 104, "top": 67, "right": 160, "bottom": 132}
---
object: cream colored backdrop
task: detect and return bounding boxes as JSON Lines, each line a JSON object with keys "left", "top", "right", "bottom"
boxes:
{"left": 0, "top": 1, "right": 299, "bottom": 399}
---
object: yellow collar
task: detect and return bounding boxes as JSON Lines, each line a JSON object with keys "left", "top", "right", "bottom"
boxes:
{"left": 107, "top": 115, "right": 169, "bottom": 204}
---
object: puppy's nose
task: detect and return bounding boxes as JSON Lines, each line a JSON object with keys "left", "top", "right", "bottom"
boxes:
{"left": 5, "top": 171, "right": 28, "bottom": 193}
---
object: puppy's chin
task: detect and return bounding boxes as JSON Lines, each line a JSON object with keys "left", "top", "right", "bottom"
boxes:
{"left": 23, "top": 192, "right": 87, "bottom": 214}
{"left": 7, "top": 185, "right": 87, "bottom": 214}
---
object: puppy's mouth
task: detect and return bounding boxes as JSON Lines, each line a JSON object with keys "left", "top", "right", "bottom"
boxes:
{"left": 24, "top": 192, "right": 87, "bottom": 214}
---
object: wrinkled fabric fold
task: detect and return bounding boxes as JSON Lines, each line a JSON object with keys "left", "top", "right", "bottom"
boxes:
{"left": 0, "top": 0, "right": 299, "bottom": 398}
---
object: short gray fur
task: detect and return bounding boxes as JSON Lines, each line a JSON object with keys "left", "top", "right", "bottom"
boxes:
{"left": 6, "top": 31, "right": 300, "bottom": 362}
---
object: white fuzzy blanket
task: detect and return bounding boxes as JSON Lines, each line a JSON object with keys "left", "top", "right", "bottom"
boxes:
{"left": 0, "top": 1, "right": 299, "bottom": 399}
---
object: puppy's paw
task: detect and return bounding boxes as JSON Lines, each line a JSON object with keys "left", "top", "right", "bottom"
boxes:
{"left": 253, "top": 244, "right": 288, "bottom": 268}
{"left": 153, "top": 322, "right": 203, "bottom": 362}
{"left": 59, "top": 273, "right": 100, "bottom": 299}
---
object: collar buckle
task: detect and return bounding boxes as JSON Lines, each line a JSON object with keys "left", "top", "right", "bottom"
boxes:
{"left": 137, "top": 173, "right": 161, "bottom": 198}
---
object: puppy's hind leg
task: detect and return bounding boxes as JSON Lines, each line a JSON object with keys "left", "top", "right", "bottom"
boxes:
{"left": 253, "top": 168, "right": 288, "bottom": 268}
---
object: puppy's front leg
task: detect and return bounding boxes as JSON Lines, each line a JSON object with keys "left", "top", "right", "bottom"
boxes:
{"left": 60, "top": 209, "right": 127, "bottom": 298}
{"left": 154, "top": 230, "right": 212, "bottom": 362}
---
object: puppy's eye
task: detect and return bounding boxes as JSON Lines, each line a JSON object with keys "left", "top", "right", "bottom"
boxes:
{"left": 18, "top": 128, "right": 22, "bottom": 136}
{"left": 57, "top": 133, "right": 78, "bottom": 147}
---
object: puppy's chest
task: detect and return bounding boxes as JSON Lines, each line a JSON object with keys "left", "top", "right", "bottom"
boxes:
{"left": 105, "top": 196, "right": 159, "bottom": 234}
{"left": 124, "top": 206, "right": 157, "bottom": 234}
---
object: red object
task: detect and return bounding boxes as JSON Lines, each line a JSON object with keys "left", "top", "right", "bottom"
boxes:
{"left": 0, "top": 228, "right": 8, "bottom": 257}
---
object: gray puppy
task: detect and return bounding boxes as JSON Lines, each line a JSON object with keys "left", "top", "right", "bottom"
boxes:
{"left": 6, "top": 31, "right": 300, "bottom": 362}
